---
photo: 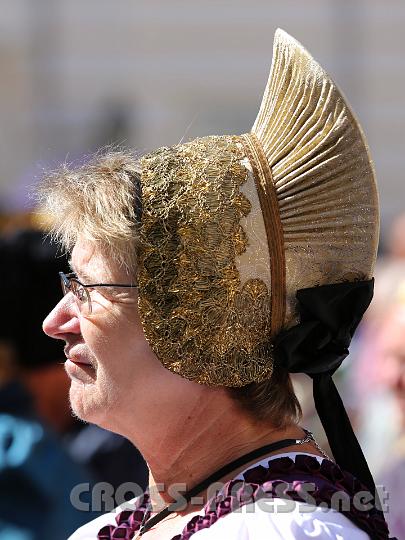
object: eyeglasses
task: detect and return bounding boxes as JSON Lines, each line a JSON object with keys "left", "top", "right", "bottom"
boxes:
{"left": 59, "top": 271, "right": 138, "bottom": 316}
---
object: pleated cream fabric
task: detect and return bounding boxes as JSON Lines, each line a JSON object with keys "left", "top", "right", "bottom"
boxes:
{"left": 250, "top": 29, "right": 379, "bottom": 326}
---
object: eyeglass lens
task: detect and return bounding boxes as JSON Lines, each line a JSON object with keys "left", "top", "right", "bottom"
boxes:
{"left": 60, "top": 274, "right": 92, "bottom": 315}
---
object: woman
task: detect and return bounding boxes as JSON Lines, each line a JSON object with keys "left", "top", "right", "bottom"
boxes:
{"left": 40, "top": 30, "right": 393, "bottom": 539}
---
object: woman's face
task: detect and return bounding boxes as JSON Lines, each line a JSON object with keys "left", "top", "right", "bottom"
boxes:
{"left": 42, "top": 237, "right": 210, "bottom": 437}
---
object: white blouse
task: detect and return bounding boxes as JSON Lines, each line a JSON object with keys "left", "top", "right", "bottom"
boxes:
{"left": 69, "top": 452, "right": 370, "bottom": 540}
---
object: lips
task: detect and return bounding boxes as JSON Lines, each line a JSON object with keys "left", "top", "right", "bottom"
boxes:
{"left": 65, "top": 358, "right": 96, "bottom": 383}
{"left": 64, "top": 345, "right": 93, "bottom": 366}
{"left": 68, "top": 358, "right": 92, "bottom": 366}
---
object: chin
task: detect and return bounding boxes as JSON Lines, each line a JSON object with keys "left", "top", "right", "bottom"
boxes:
{"left": 69, "top": 381, "right": 104, "bottom": 425}
{"left": 69, "top": 380, "right": 120, "bottom": 432}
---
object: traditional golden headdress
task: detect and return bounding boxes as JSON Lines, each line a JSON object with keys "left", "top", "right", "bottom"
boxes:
{"left": 137, "top": 29, "right": 379, "bottom": 388}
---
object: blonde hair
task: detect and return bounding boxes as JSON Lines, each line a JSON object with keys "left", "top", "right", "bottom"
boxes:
{"left": 38, "top": 150, "right": 141, "bottom": 271}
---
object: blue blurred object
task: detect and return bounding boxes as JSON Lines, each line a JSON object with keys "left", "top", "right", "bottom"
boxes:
{"left": 0, "top": 382, "right": 99, "bottom": 540}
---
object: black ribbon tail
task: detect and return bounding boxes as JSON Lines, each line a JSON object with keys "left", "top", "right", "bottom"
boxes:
{"left": 312, "top": 371, "right": 376, "bottom": 495}
{"left": 273, "top": 279, "right": 382, "bottom": 499}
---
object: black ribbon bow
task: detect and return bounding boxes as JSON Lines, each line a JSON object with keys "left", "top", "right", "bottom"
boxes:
{"left": 273, "top": 279, "right": 376, "bottom": 494}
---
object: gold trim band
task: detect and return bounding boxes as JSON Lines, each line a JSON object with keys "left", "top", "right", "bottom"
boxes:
{"left": 240, "top": 133, "right": 286, "bottom": 336}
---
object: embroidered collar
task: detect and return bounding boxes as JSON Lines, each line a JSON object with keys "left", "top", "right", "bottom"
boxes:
{"left": 98, "top": 454, "right": 393, "bottom": 540}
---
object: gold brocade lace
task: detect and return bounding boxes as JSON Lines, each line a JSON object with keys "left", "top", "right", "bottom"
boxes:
{"left": 138, "top": 135, "right": 274, "bottom": 386}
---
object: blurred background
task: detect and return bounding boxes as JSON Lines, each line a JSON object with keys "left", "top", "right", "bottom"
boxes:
{"left": 0, "top": 0, "right": 404, "bottom": 229}
{"left": 0, "top": 0, "right": 404, "bottom": 538}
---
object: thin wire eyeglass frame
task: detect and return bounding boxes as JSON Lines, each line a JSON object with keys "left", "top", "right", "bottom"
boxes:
{"left": 59, "top": 271, "right": 138, "bottom": 315}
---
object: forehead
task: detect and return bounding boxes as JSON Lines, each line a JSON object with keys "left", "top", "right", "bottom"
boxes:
{"left": 70, "top": 237, "right": 127, "bottom": 282}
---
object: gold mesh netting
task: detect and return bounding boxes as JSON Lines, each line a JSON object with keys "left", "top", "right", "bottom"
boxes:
{"left": 138, "top": 135, "right": 274, "bottom": 386}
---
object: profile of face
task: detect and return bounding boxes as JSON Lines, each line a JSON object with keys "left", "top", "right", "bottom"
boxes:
{"left": 43, "top": 237, "right": 213, "bottom": 439}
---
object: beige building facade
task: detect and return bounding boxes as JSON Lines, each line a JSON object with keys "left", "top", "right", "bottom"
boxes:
{"left": 0, "top": 0, "right": 404, "bottom": 236}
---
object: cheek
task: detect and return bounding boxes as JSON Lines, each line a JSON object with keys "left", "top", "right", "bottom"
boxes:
{"left": 89, "top": 309, "right": 162, "bottom": 384}
{"left": 79, "top": 301, "right": 198, "bottom": 410}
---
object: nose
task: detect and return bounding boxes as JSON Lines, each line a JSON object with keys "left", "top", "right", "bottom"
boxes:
{"left": 43, "top": 294, "right": 81, "bottom": 339}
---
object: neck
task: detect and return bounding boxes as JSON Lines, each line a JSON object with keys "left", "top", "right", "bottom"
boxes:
{"left": 123, "top": 394, "right": 319, "bottom": 510}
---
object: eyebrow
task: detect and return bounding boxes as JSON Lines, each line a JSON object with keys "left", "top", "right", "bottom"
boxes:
{"left": 68, "top": 258, "right": 97, "bottom": 284}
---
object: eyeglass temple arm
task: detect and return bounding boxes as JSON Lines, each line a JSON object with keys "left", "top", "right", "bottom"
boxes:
{"left": 82, "top": 283, "right": 138, "bottom": 288}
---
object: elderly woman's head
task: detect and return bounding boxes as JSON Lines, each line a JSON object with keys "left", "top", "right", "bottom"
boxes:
{"left": 41, "top": 151, "right": 300, "bottom": 438}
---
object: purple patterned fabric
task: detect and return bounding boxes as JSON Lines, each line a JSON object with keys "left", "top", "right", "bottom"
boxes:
{"left": 98, "top": 494, "right": 150, "bottom": 539}
{"left": 98, "top": 456, "right": 393, "bottom": 540}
